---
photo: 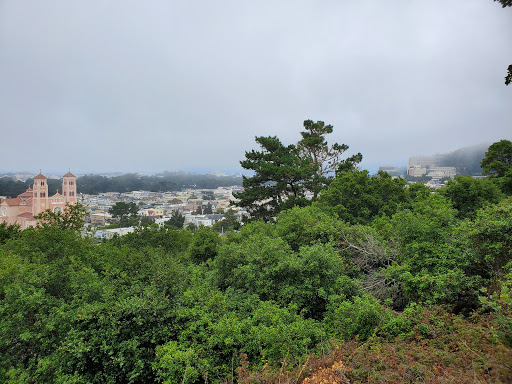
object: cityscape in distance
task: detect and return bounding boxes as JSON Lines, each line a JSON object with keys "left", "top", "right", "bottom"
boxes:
{"left": 0, "top": 141, "right": 492, "bottom": 237}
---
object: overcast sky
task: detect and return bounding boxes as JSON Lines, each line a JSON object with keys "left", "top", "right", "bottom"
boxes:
{"left": 1, "top": 1, "right": 510, "bottom": 175}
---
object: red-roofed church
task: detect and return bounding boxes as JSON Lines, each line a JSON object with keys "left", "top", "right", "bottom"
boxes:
{"left": 0, "top": 172, "right": 77, "bottom": 229}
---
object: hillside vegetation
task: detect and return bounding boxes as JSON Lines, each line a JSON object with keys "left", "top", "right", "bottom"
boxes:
{"left": 1, "top": 139, "right": 511, "bottom": 383}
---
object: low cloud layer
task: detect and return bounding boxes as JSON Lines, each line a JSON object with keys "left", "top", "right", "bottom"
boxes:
{"left": 1, "top": 1, "right": 511, "bottom": 174}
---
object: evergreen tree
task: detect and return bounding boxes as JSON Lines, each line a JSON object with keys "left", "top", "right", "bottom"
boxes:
{"left": 234, "top": 120, "right": 359, "bottom": 221}
{"left": 481, "top": 139, "right": 512, "bottom": 194}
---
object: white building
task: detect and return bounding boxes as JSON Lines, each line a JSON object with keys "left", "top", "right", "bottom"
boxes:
{"left": 184, "top": 214, "right": 225, "bottom": 227}
{"left": 427, "top": 166, "right": 457, "bottom": 179}
{"left": 103, "top": 226, "right": 135, "bottom": 239}
{"left": 408, "top": 165, "right": 427, "bottom": 177}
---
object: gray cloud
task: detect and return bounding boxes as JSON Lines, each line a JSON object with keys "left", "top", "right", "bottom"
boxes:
{"left": 1, "top": 1, "right": 511, "bottom": 174}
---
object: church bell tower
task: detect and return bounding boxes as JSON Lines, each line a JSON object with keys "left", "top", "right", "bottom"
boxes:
{"left": 62, "top": 171, "right": 77, "bottom": 204}
{"left": 32, "top": 173, "right": 49, "bottom": 216}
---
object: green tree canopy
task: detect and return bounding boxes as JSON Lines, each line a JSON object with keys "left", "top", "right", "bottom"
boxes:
{"left": 211, "top": 209, "right": 240, "bottom": 233}
{"left": 317, "top": 170, "right": 408, "bottom": 225}
{"left": 108, "top": 201, "right": 139, "bottom": 226}
{"left": 234, "top": 120, "right": 360, "bottom": 221}
{"left": 233, "top": 136, "right": 313, "bottom": 222}
{"left": 481, "top": 139, "right": 512, "bottom": 194}
{"left": 203, "top": 202, "right": 213, "bottom": 215}
{"left": 0, "top": 222, "right": 20, "bottom": 245}
{"left": 35, "top": 203, "right": 87, "bottom": 232}
{"left": 298, "top": 120, "right": 362, "bottom": 199}
{"left": 187, "top": 227, "right": 220, "bottom": 264}
{"left": 439, "top": 175, "right": 504, "bottom": 219}
{"left": 165, "top": 210, "right": 185, "bottom": 229}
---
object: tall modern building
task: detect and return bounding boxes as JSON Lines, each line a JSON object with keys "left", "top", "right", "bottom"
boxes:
{"left": 0, "top": 172, "right": 77, "bottom": 229}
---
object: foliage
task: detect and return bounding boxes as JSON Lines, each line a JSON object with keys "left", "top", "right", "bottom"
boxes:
{"left": 0, "top": 229, "right": 95, "bottom": 381}
{"left": 236, "top": 306, "right": 512, "bottom": 384}
{"left": 211, "top": 209, "right": 240, "bottom": 233}
{"left": 480, "top": 264, "right": 512, "bottom": 347}
{"left": 405, "top": 182, "right": 432, "bottom": 201}
{"left": 76, "top": 172, "right": 242, "bottom": 195}
{"left": 139, "top": 215, "right": 155, "bottom": 227}
{"left": 52, "top": 285, "right": 178, "bottom": 384}
{"left": 462, "top": 197, "right": 512, "bottom": 282}
{"left": 108, "top": 226, "right": 192, "bottom": 256}
{"left": 0, "top": 222, "right": 20, "bottom": 245}
{"left": 481, "top": 139, "right": 512, "bottom": 194}
{"left": 384, "top": 194, "right": 458, "bottom": 253}
{"left": 436, "top": 143, "right": 489, "bottom": 176}
{"left": 333, "top": 307, "right": 511, "bottom": 383}
{"left": 213, "top": 234, "right": 349, "bottom": 318}
{"left": 491, "top": 2, "right": 511, "bottom": 85}
{"left": 297, "top": 120, "right": 361, "bottom": 199}
{"left": 0, "top": 223, "right": 190, "bottom": 383}
{"left": 275, "top": 205, "right": 341, "bottom": 251}
{"left": 494, "top": 0, "right": 512, "bottom": 8}
{"left": 233, "top": 136, "right": 313, "bottom": 222}
{"left": 203, "top": 202, "right": 213, "bottom": 214}
{"left": 0, "top": 177, "right": 30, "bottom": 197}
{"left": 154, "top": 277, "right": 325, "bottom": 383}
{"left": 371, "top": 194, "right": 512, "bottom": 313}
{"left": 154, "top": 341, "right": 202, "bottom": 384}
{"left": 375, "top": 194, "right": 483, "bottom": 311}
{"left": 324, "top": 294, "right": 389, "bottom": 341}
{"left": 481, "top": 140, "right": 512, "bottom": 178}
{"left": 35, "top": 203, "right": 87, "bottom": 231}
{"left": 317, "top": 170, "right": 408, "bottom": 225}
{"left": 187, "top": 227, "right": 221, "bottom": 264}
{"left": 234, "top": 120, "right": 358, "bottom": 222}
{"left": 193, "top": 203, "right": 214, "bottom": 215}
{"left": 439, "top": 175, "right": 503, "bottom": 219}
{"left": 2, "top": 160, "right": 512, "bottom": 382}
{"left": 164, "top": 210, "right": 185, "bottom": 229}
{"left": 108, "top": 202, "right": 139, "bottom": 227}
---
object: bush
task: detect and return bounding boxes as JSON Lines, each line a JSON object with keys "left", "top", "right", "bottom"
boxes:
{"left": 324, "top": 294, "right": 389, "bottom": 341}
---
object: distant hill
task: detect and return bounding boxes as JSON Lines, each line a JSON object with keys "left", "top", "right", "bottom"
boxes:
{"left": 436, "top": 142, "right": 490, "bottom": 175}
{"left": 77, "top": 172, "right": 243, "bottom": 194}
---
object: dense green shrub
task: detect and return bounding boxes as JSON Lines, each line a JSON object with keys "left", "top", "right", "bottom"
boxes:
{"left": 275, "top": 205, "right": 341, "bottom": 251}
{"left": 213, "top": 234, "right": 349, "bottom": 318}
{"left": 317, "top": 170, "right": 408, "bottom": 225}
{"left": 324, "top": 294, "right": 389, "bottom": 340}
{"left": 439, "top": 175, "right": 504, "bottom": 219}
{"left": 186, "top": 227, "right": 221, "bottom": 264}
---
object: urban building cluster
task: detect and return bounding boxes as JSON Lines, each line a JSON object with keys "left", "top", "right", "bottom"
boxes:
{"left": 379, "top": 154, "right": 459, "bottom": 188}
{"left": 1, "top": 148, "right": 478, "bottom": 236}
{"left": 83, "top": 186, "right": 246, "bottom": 239}
{"left": 407, "top": 156, "right": 456, "bottom": 180}
{"left": 0, "top": 171, "right": 246, "bottom": 237}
